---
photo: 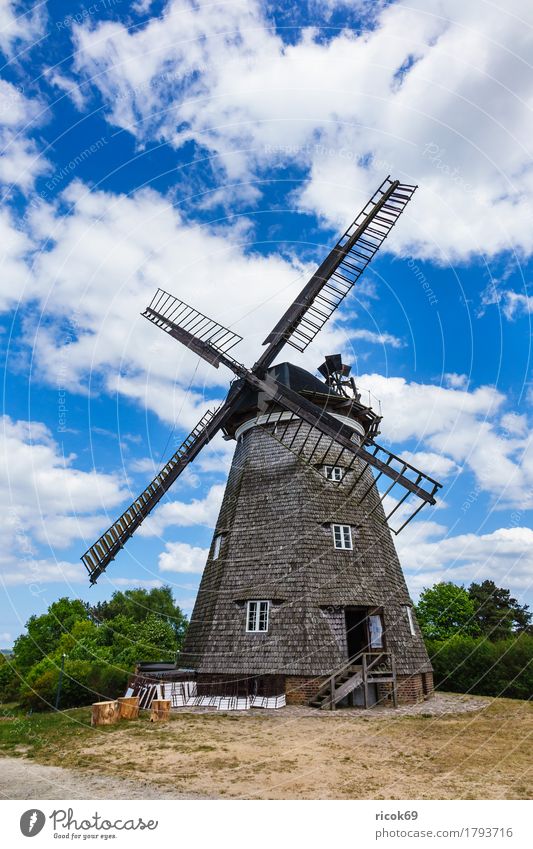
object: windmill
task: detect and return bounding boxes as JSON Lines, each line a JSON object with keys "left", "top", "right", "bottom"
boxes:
{"left": 82, "top": 177, "right": 440, "bottom": 709}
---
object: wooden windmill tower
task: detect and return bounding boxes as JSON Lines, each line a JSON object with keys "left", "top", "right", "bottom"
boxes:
{"left": 82, "top": 177, "right": 441, "bottom": 708}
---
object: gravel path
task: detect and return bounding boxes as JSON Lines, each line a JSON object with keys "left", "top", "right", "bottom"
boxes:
{"left": 0, "top": 757, "right": 179, "bottom": 800}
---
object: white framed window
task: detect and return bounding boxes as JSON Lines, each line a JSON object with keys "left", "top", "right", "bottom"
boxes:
{"left": 332, "top": 524, "right": 353, "bottom": 550}
{"left": 324, "top": 465, "right": 344, "bottom": 482}
{"left": 212, "top": 534, "right": 225, "bottom": 559}
{"left": 246, "top": 600, "right": 270, "bottom": 632}
{"left": 405, "top": 605, "right": 416, "bottom": 636}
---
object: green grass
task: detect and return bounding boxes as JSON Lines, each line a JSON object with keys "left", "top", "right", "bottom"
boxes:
{"left": 0, "top": 702, "right": 159, "bottom": 763}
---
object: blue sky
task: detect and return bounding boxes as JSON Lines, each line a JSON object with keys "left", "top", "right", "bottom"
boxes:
{"left": 1, "top": 0, "right": 532, "bottom": 647}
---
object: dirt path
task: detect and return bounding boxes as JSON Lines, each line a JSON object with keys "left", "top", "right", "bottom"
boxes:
{"left": 0, "top": 757, "right": 183, "bottom": 800}
{"left": 0, "top": 695, "right": 530, "bottom": 800}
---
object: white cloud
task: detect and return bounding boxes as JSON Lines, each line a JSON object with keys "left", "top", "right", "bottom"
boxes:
{"left": 444, "top": 373, "right": 469, "bottom": 390}
{"left": 72, "top": 0, "right": 533, "bottom": 261}
{"left": 363, "top": 373, "right": 533, "bottom": 508}
{"left": 140, "top": 483, "right": 224, "bottom": 536}
{"left": 400, "top": 451, "right": 459, "bottom": 480}
{"left": 0, "top": 556, "right": 84, "bottom": 586}
{"left": 397, "top": 523, "right": 533, "bottom": 601}
{"left": 0, "top": 207, "right": 33, "bottom": 309}
{"left": 500, "top": 412, "right": 529, "bottom": 437}
{"left": 350, "top": 328, "right": 404, "bottom": 349}
{"left": 0, "top": 0, "right": 45, "bottom": 57}
{"left": 0, "top": 80, "right": 49, "bottom": 192}
{"left": 106, "top": 577, "right": 165, "bottom": 588}
{"left": 0, "top": 415, "right": 128, "bottom": 557}
{"left": 158, "top": 540, "right": 208, "bottom": 573}
{"left": 45, "top": 69, "right": 87, "bottom": 111}
{"left": 501, "top": 290, "right": 533, "bottom": 319}
{"left": 8, "top": 179, "right": 343, "bottom": 428}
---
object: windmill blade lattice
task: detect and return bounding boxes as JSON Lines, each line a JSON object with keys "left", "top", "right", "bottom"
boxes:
{"left": 261, "top": 177, "right": 416, "bottom": 359}
{"left": 251, "top": 402, "right": 440, "bottom": 533}
{"left": 82, "top": 177, "right": 440, "bottom": 585}
{"left": 81, "top": 403, "right": 232, "bottom": 583}
{"left": 142, "top": 289, "right": 243, "bottom": 368}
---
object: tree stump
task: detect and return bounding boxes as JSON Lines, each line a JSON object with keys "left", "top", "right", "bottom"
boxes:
{"left": 91, "top": 700, "right": 119, "bottom": 727}
{"left": 150, "top": 699, "right": 171, "bottom": 722}
{"left": 118, "top": 696, "right": 140, "bottom": 720}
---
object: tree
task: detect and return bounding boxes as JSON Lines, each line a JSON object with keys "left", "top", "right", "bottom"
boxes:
{"left": 89, "top": 586, "right": 187, "bottom": 645}
{"left": 416, "top": 582, "right": 478, "bottom": 639}
{"left": 10, "top": 587, "right": 188, "bottom": 710}
{"left": 468, "top": 580, "right": 532, "bottom": 640}
{"left": 12, "top": 598, "right": 90, "bottom": 672}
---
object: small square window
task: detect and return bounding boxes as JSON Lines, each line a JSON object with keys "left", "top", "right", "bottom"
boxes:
{"left": 405, "top": 606, "right": 416, "bottom": 636}
{"left": 324, "top": 465, "right": 344, "bottom": 482}
{"left": 212, "top": 534, "right": 224, "bottom": 559}
{"left": 246, "top": 600, "right": 269, "bottom": 632}
{"left": 332, "top": 524, "right": 353, "bottom": 550}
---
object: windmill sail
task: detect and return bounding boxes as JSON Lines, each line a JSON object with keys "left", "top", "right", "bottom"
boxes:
{"left": 260, "top": 177, "right": 416, "bottom": 362}
{"left": 82, "top": 403, "right": 232, "bottom": 583}
{"left": 82, "top": 177, "right": 440, "bottom": 586}
{"left": 246, "top": 372, "right": 440, "bottom": 525}
{"left": 256, "top": 410, "right": 440, "bottom": 532}
{"left": 142, "top": 289, "right": 243, "bottom": 368}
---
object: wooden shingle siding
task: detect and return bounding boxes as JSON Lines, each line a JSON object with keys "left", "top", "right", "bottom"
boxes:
{"left": 180, "top": 417, "right": 432, "bottom": 679}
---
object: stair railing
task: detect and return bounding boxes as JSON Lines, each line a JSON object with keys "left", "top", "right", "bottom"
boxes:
{"left": 314, "top": 649, "right": 396, "bottom": 709}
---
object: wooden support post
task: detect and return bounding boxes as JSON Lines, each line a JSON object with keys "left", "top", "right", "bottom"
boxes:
{"left": 118, "top": 696, "right": 140, "bottom": 720}
{"left": 391, "top": 654, "right": 398, "bottom": 708}
{"left": 362, "top": 654, "right": 368, "bottom": 709}
{"left": 91, "top": 700, "right": 119, "bottom": 727}
{"left": 329, "top": 675, "right": 336, "bottom": 710}
{"left": 150, "top": 699, "right": 171, "bottom": 722}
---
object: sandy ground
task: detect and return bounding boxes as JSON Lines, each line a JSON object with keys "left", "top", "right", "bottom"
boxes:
{"left": 0, "top": 756, "right": 182, "bottom": 800}
{"left": 1, "top": 694, "right": 531, "bottom": 800}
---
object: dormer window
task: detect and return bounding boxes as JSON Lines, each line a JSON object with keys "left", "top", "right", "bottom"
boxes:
{"left": 246, "top": 600, "right": 269, "bottom": 632}
{"left": 212, "top": 534, "right": 225, "bottom": 559}
{"left": 324, "top": 465, "right": 344, "bottom": 482}
{"left": 332, "top": 524, "right": 353, "bottom": 550}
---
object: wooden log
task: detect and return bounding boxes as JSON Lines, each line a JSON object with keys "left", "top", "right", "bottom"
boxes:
{"left": 150, "top": 699, "right": 171, "bottom": 722}
{"left": 118, "top": 696, "right": 140, "bottom": 720}
{"left": 91, "top": 700, "right": 119, "bottom": 727}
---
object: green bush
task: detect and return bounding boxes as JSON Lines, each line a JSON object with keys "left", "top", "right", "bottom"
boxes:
{"left": 20, "top": 658, "right": 129, "bottom": 711}
{"left": 7, "top": 587, "right": 187, "bottom": 711}
{"left": 427, "top": 633, "right": 533, "bottom": 699}
{"left": 0, "top": 655, "right": 19, "bottom": 703}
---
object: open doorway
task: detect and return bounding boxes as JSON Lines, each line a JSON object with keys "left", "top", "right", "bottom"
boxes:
{"left": 345, "top": 608, "right": 369, "bottom": 658}
{"left": 345, "top": 607, "right": 385, "bottom": 658}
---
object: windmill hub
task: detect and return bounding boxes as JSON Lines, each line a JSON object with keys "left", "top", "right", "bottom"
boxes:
{"left": 82, "top": 177, "right": 441, "bottom": 711}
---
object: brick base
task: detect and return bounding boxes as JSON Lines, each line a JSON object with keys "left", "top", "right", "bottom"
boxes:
{"left": 285, "top": 675, "right": 327, "bottom": 704}
{"left": 194, "top": 671, "right": 435, "bottom": 707}
{"left": 396, "top": 672, "right": 434, "bottom": 705}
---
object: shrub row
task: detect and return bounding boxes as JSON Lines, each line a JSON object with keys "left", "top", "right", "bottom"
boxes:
{"left": 426, "top": 634, "right": 533, "bottom": 700}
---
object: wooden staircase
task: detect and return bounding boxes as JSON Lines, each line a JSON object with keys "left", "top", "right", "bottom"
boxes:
{"left": 309, "top": 650, "right": 397, "bottom": 710}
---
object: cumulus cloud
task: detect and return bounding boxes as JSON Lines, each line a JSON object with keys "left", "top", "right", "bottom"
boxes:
{"left": 364, "top": 372, "right": 532, "bottom": 508}
{"left": 140, "top": 483, "right": 224, "bottom": 536}
{"left": 0, "top": 80, "right": 49, "bottom": 192}
{"left": 71, "top": 0, "right": 533, "bottom": 261}
{"left": 0, "top": 415, "right": 128, "bottom": 557}
{"left": 0, "top": 0, "right": 45, "bottom": 57}
{"left": 158, "top": 540, "right": 208, "bottom": 573}
{"left": 397, "top": 523, "right": 533, "bottom": 601}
